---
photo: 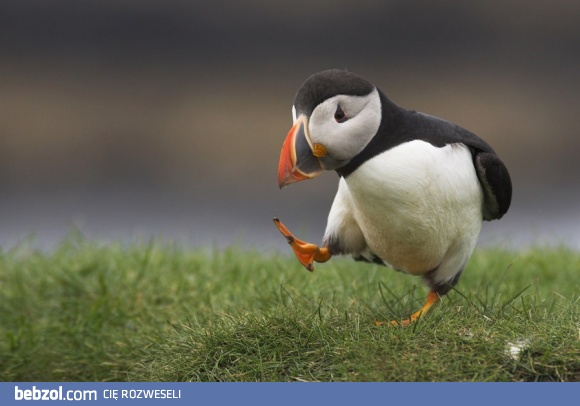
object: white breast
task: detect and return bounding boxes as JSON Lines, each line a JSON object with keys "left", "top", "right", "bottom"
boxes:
{"left": 344, "top": 140, "right": 483, "bottom": 278}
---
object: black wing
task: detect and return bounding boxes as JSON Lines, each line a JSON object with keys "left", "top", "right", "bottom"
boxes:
{"left": 473, "top": 152, "right": 512, "bottom": 220}
{"left": 410, "top": 111, "right": 512, "bottom": 221}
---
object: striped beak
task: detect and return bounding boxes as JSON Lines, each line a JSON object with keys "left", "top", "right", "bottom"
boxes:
{"left": 277, "top": 115, "right": 323, "bottom": 188}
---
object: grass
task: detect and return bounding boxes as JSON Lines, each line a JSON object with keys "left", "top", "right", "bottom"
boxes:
{"left": 0, "top": 237, "right": 578, "bottom": 382}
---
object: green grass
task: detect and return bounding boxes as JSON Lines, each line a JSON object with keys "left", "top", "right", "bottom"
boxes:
{"left": 0, "top": 237, "right": 578, "bottom": 382}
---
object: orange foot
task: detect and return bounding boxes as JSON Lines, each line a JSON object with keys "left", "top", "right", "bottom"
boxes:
{"left": 273, "top": 218, "right": 332, "bottom": 271}
{"left": 376, "top": 290, "right": 440, "bottom": 327}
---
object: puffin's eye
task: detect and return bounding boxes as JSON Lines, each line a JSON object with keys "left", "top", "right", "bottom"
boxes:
{"left": 334, "top": 105, "right": 348, "bottom": 123}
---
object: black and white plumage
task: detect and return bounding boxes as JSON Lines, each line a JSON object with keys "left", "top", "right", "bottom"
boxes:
{"left": 275, "top": 69, "right": 512, "bottom": 323}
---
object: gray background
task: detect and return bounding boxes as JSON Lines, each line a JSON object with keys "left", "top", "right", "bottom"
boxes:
{"left": 1, "top": 1, "right": 579, "bottom": 251}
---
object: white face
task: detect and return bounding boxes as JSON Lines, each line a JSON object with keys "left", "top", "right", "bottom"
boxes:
{"left": 304, "top": 88, "right": 381, "bottom": 170}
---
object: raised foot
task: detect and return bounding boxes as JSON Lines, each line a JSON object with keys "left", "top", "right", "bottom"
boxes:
{"left": 375, "top": 290, "right": 440, "bottom": 327}
{"left": 273, "top": 217, "right": 332, "bottom": 271}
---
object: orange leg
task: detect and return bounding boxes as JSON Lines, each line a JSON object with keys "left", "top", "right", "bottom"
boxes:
{"left": 376, "top": 290, "right": 440, "bottom": 327}
{"left": 273, "top": 218, "right": 332, "bottom": 271}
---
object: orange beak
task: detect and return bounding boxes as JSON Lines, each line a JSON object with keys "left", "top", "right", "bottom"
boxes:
{"left": 277, "top": 115, "right": 323, "bottom": 188}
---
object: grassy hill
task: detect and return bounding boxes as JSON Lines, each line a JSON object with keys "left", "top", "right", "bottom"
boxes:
{"left": 0, "top": 239, "right": 578, "bottom": 381}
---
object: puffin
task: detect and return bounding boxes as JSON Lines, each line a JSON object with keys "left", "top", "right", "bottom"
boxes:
{"left": 274, "top": 69, "right": 512, "bottom": 326}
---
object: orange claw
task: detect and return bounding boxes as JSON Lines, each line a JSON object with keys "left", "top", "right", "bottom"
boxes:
{"left": 273, "top": 218, "right": 332, "bottom": 271}
{"left": 376, "top": 290, "right": 440, "bottom": 327}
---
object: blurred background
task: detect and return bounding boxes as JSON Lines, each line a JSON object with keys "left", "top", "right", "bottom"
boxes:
{"left": 1, "top": 0, "right": 579, "bottom": 251}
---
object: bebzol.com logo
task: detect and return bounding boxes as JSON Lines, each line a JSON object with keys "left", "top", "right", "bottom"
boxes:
{"left": 15, "top": 385, "right": 97, "bottom": 401}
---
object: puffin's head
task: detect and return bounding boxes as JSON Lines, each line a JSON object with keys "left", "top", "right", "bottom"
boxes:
{"left": 278, "top": 69, "right": 382, "bottom": 188}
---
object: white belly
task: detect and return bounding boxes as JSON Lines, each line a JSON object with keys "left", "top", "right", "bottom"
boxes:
{"left": 345, "top": 140, "right": 483, "bottom": 275}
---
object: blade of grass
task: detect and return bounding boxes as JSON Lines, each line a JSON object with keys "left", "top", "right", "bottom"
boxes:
{"left": 500, "top": 284, "right": 531, "bottom": 312}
